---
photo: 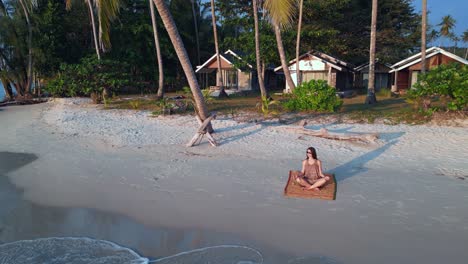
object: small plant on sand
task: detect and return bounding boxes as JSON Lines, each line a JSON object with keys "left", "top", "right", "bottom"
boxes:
{"left": 129, "top": 100, "right": 140, "bottom": 110}
{"left": 256, "top": 96, "right": 281, "bottom": 117}
{"left": 284, "top": 80, "right": 343, "bottom": 112}
{"left": 376, "top": 88, "right": 391, "bottom": 98}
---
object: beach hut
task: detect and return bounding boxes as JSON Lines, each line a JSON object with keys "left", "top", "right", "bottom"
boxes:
{"left": 274, "top": 50, "right": 355, "bottom": 93}
{"left": 354, "top": 61, "right": 392, "bottom": 91}
{"left": 195, "top": 50, "right": 254, "bottom": 91}
{"left": 390, "top": 47, "right": 468, "bottom": 91}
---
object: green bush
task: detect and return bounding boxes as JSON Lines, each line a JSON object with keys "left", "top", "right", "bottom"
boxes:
{"left": 408, "top": 63, "right": 468, "bottom": 111}
{"left": 284, "top": 80, "right": 343, "bottom": 112}
{"left": 45, "top": 56, "right": 130, "bottom": 101}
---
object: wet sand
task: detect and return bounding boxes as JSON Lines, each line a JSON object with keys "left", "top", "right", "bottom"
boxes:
{"left": 1, "top": 101, "right": 468, "bottom": 263}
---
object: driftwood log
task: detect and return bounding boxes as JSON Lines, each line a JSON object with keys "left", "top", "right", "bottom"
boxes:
{"left": 186, "top": 114, "right": 218, "bottom": 147}
{"left": 276, "top": 121, "right": 378, "bottom": 143}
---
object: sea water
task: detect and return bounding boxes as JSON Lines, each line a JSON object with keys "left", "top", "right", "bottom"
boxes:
{"left": 0, "top": 237, "right": 264, "bottom": 264}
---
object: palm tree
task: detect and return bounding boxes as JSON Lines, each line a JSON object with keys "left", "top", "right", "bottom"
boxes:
{"left": 17, "top": 0, "right": 36, "bottom": 95}
{"left": 252, "top": 0, "right": 267, "bottom": 98}
{"left": 421, "top": 0, "right": 427, "bottom": 74}
{"left": 209, "top": 0, "right": 227, "bottom": 98}
{"left": 149, "top": 0, "right": 164, "bottom": 99}
{"left": 66, "top": 0, "right": 120, "bottom": 60}
{"left": 264, "top": 0, "right": 296, "bottom": 92}
{"left": 152, "top": 0, "right": 211, "bottom": 123}
{"left": 365, "top": 0, "right": 378, "bottom": 104}
{"left": 190, "top": 0, "right": 200, "bottom": 65}
{"left": 438, "top": 15, "right": 456, "bottom": 47}
{"left": 66, "top": 0, "right": 101, "bottom": 60}
{"left": 462, "top": 30, "right": 468, "bottom": 59}
{"left": 295, "top": 0, "right": 303, "bottom": 86}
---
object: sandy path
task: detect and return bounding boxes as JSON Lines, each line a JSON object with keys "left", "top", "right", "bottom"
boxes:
{"left": 1, "top": 98, "right": 468, "bottom": 264}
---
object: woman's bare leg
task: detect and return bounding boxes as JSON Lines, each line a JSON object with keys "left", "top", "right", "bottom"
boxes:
{"left": 306, "top": 178, "right": 328, "bottom": 191}
{"left": 295, "top": 177, "right": 312, "bottom": 189}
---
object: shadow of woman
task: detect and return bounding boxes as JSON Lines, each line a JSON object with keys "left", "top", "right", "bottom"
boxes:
{"left": 329, "top": 140, "right": 398, "bottom": 182}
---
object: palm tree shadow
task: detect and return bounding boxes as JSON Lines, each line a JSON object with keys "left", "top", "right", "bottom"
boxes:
{"left": 330, "top": 140, "right": 398, "bottom": 182}
{"left": 218, "top": 125, "right": 266, "bottom": 145}
{"left": 0, "top": 151, "right": 38, "bottom": 175}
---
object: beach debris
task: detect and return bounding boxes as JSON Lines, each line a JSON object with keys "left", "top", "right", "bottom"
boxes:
{"left": 275, "top": 121, "right": 378, "bottom": 143}
{"left": 186, "top": 113, "right": 218, "bottom": 147}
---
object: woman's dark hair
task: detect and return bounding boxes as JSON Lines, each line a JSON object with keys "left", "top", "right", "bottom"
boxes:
{"left": 306, "top": 147, "right": 317, "bottom": 160}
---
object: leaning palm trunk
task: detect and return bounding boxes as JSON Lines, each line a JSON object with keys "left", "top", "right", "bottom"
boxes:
{"left": 252, "top": 0, "right": 267, "bottom": 98}
{"left": 274, "top": 24, "right": 295, "bottom": 92}
{"left": 18, "top": 0, "right": 32, "bottom": 95}
{"left": 365, "top": 0, "right": 378, "bottom": 104}
{"left": 210, "top": 0, "right": 227, "bottom": 98}
{"left": 86, "top": 0, "right": 101, "bottom": 60}
{"left": 421, "top": 0, "right": 427, "bottom": 74}
{"left": 152, "top": 0, "right": 211, "bottom": 123}
{"left": 295, "top": 0, "right": 303, "bottom": 86}
{"left": 149, "top": 0, "right": 164, "bottom": 99}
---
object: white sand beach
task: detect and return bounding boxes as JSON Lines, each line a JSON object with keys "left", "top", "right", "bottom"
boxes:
{"left": 1, "top": 98, "right": 468, "bottom": 264}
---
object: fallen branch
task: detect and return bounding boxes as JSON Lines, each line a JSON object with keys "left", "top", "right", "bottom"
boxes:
{"left": 275, "top": 121, "right": 378, "bottom": 143}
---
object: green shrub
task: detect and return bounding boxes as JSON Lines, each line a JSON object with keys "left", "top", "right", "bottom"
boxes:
{"left": 45, "top": 56, "right": 130, "bottom": 102}
{"left": 408, "top": 63, "right": 468, "bottom": 111}
{"left": 284, "top": 80, "right": 343, "bottom": 112}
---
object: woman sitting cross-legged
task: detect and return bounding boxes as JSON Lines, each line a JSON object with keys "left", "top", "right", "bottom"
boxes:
{"left": 295, "top": 147, "right": 330, "bottom": 191}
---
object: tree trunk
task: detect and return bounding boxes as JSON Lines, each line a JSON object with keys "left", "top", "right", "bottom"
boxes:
{"left": 421, "top": 0, "right": 427, "bottom": 74}
{"left": 465, "top": 48, "right": 468, "bottom": 60}
{"left": 86, "top": 0, "right": 101, "bottom": 60}
{"left": 191, "top": 0, "right": 201, "bottom": 65}
{"left": 210, "top": 0, "right": 228, "bottom": 98}
{"left": 252, "top": 0, "right": 267, "bottom": 98}
{"left": 18, "top": 0, "right": 32, "bottom": 95}
{"left": 152, "top": 0, "right": 211, "bottom": 123}
{"left": 274, "top": 23, "right": 295, "bottom": 92}
{"left": 295, "top": 0, "right": 303, "bottom": 87}
{"left": 365, "top": 0, "right": 378, "bottom": 104}
{"left": 149, "top": 0, "right": 164, "bottom": 99}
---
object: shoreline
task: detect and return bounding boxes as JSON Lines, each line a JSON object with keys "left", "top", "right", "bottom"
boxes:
{"left": 1, "top": 99, "right": 468, "bottom": 264}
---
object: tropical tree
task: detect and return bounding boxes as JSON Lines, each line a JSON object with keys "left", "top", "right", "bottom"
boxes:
{"left": 209, "top": 0, "right": 228, "bottom": 97}
{"left": 252, "top": 0, "right": 267, "bottom": 98}
{"left": 365, "top": 0, "right": 378, "bottom": 104}
{"left": 295, "top": 0, "right": 303, "bottom": 86}
{"left": 66, "top": 0, "right": 120, "bottom": 60}
{"left": 438, "top": 15, "right": 456, "bottom": 47}
{"left": 421, "top": 0, "right": 427, "bottom": 74}
{"left": 151, "top": 0, "right": 211, "bottom": 123}
{"left": 463, "top": 30, "right": 468, "bottom": 59}
{"left": 190, "top": 0, "right": 200, "bottom": 65}
{"left": 149, "top": 0, "right": 164, "bottom": 99}
{"left": 264, "top": 0, "right": 296, "bottom": 92}
{"left": 18, "top": 0, "right": 36, "bottom": 95}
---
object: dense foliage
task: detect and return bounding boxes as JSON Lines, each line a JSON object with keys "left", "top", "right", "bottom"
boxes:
{"left": 45, "top": 56, "right": 129, "bottom": 102}
{"left": 284, "top": 80, "right": 343, "bottom": 112}
{"left": 409, "top": 64, "right": 468, "bottom": 111}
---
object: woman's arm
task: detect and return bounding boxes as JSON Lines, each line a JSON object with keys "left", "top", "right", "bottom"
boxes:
{"left": 300, "top": 160, "right": 306, "bottom": 176}
{"left": 317, "top": 160, "right": 326, "bottom": 177}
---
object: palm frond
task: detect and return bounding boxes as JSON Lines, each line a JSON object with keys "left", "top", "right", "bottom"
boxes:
{"left": 95, "top": 0, "right": 120, "bottom": 51}
{"left": 263, "top": 0, "right": 296, "bottom": 28}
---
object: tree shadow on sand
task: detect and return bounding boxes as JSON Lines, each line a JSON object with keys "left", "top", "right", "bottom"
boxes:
{"left": 217, "top": 124, "right": 266, "bottom": 145}
{"left": 0, "top": 151, "right": 38, "bottom": 175}
{"left": 329, "top": 140, "right": 399, "bottom": 182}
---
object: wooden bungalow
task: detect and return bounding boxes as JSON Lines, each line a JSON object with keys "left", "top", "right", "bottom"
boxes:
{"left": 274, "top": 50, "right": 355, "bottom": 92}
{"left": 390, "top": 47, "right": 468, "bottom": 91}
{"left": 354, "top": 61, "right": 392, "bottom": 91}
